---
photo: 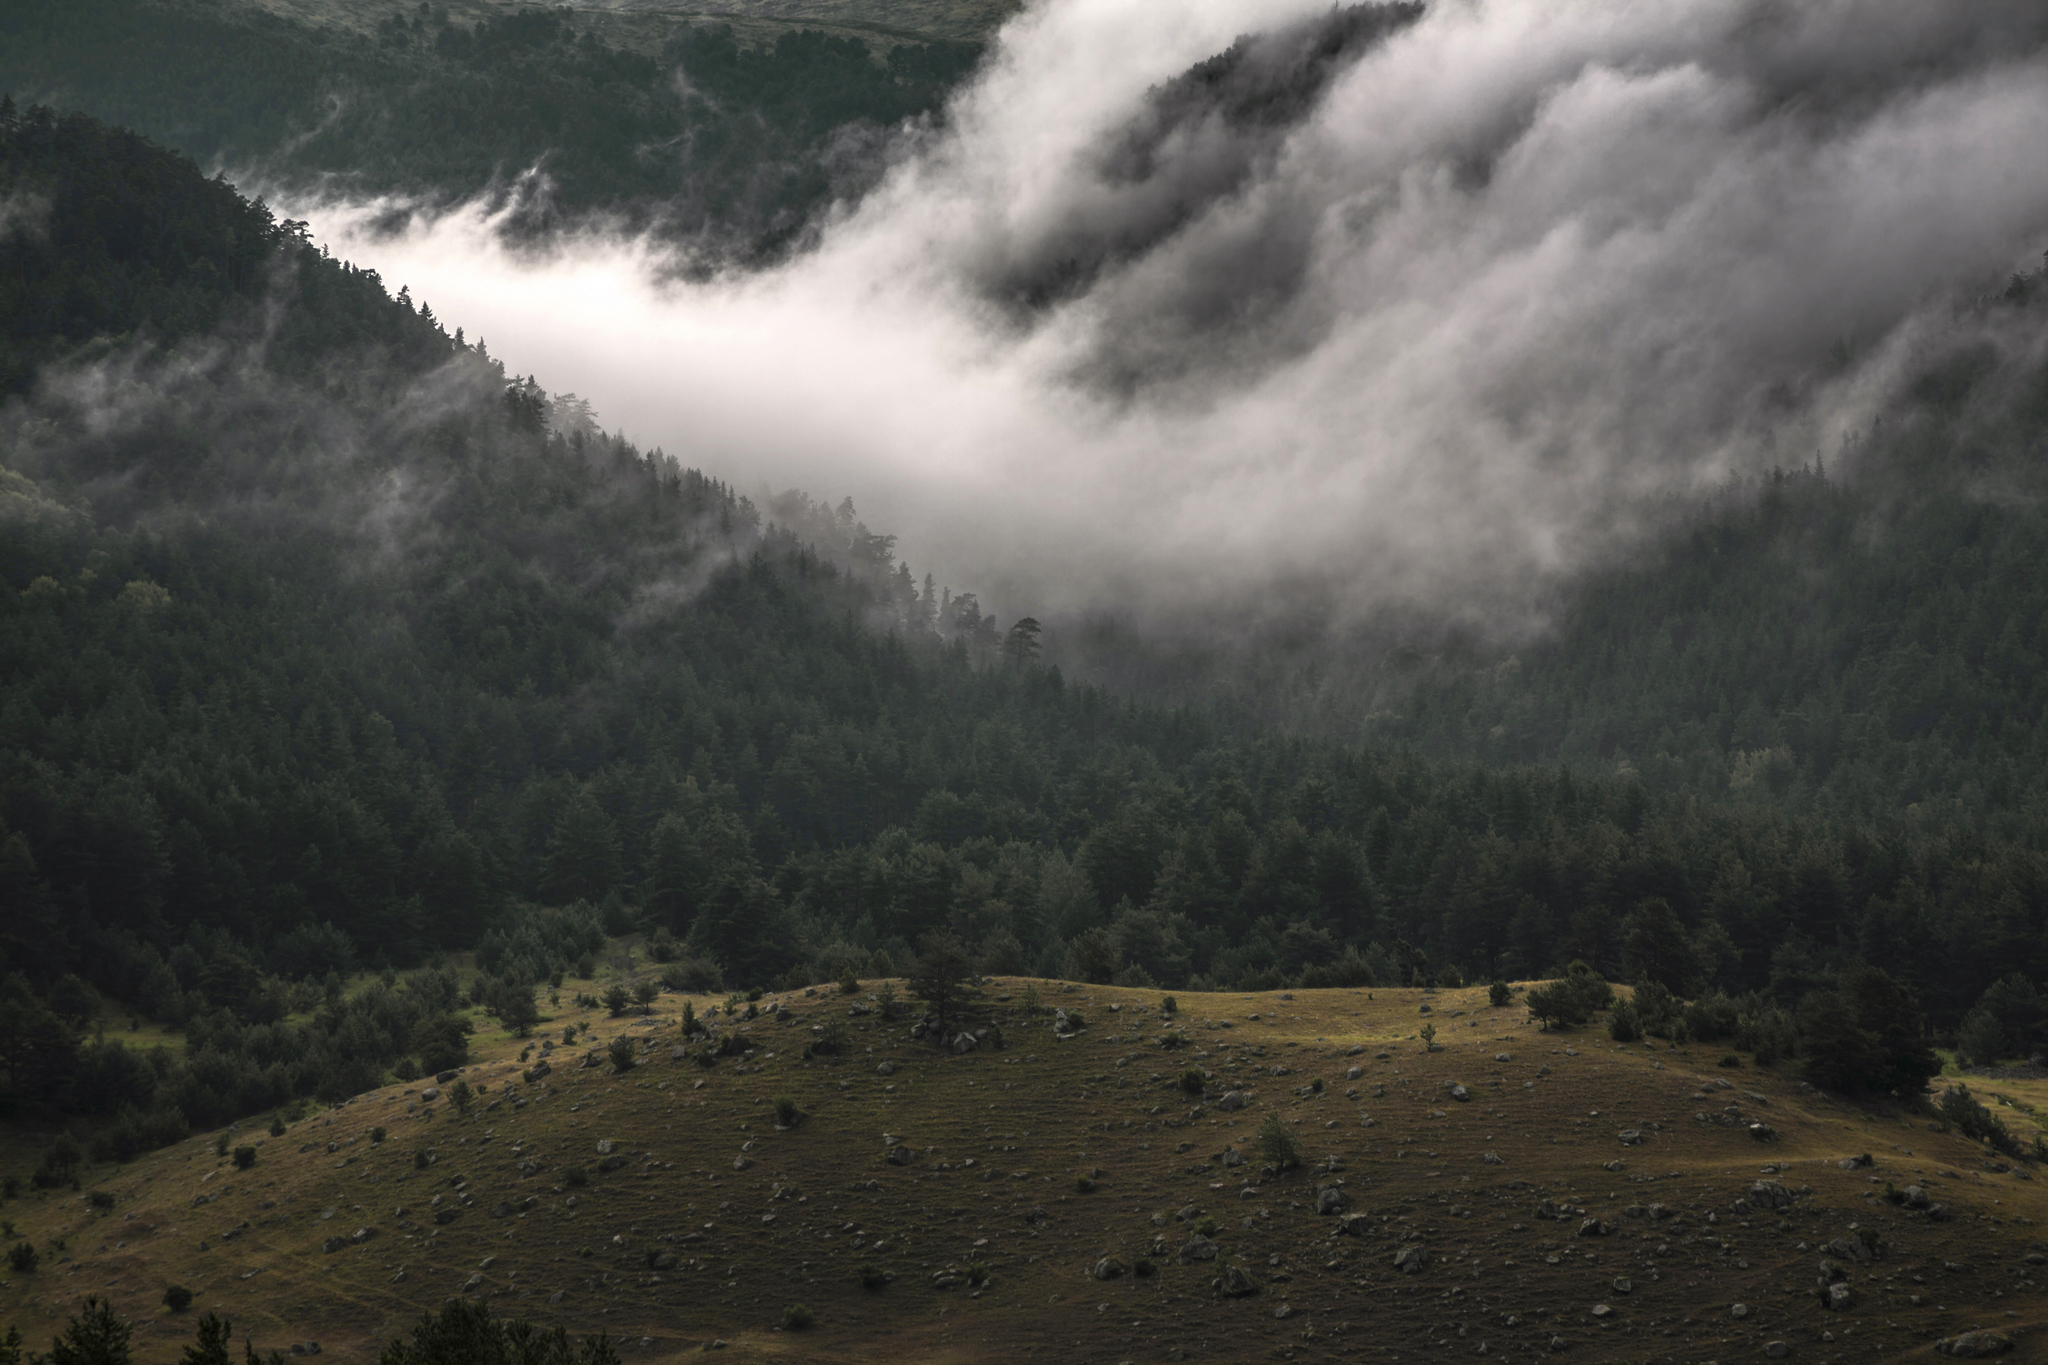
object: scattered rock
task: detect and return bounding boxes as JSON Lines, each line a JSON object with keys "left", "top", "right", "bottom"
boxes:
{"left": 1611, "top": 1278, "right": 1632, "bottom": 1294}
{"left": 1764, "top": 1342, "right": 1788, "bottom": 1359}
{"left": 1616, "top": 1129, "right": 1644, "bottom": 1145}
{"left": 1217, "top": 1091, "right": 1246, "bottom": 1113}
{"left": 1749, "top": 1180, "right": 1797, "bottom": 1210}
{"left": 1825, "top": 1283, "right": 1854, "bottom": 1312}
{"left": 1483, "top": 1151, "right": 1504, "bottom": 1166}
{"left": 884, "top": 1145, "right": 917, "bottom": 1167}
{"left": 420, "top": 1088, "right": 441, "bottom": 1103}
{"left": 1450, "top": 1084, "right": 1470, "bottom": 1102}
{"left": 1092, "top": 1257, "right": 1125, "bottom": 1281}
{"left": 1393, "top": 1244, "right": 1428, "bottom": 1275}
{"left": 1178, "top": 1236, "right": 1219, "bottom": 1264}
{"left": 1577, "top": 1217, "right": 1608, "bottom": 1238}
{"left": 1589, "top": 1304, "right": 1612, "bottom": 1319}
{"left": 1314, "top": 1185, "right": 1347, "bottom": 1216}
{"left": 1495, "top": 1052, "right": 1511, "bottom": 1062}
{"left": 876, "top": 1060, "right": 896, "bottom": 1077}
{"left": 1731, "top": 1303, "right": 1751, "bottom": 1319}
{"left": 731, "top": 1155, "right": 753, "bottom": 1172}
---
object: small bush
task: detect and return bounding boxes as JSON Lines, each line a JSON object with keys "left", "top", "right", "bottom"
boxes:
{"left": 1239, "top": 966, "right": 1288, "bottom": 993}
{"left": 7, "top": 1242, "right": 35, "bottom": 1273}
{"left": 268, "top": 1117, "right": 287, "bottom": 1138}
{"left": 564, "top": 1166, "right": 589, "bottom": 1188}
{"left": 370, "top": 1126, "right": 387, "bottom": 1143}
{"left": 781, "top": 1304, "right": 813, "bottom": 1331}
{"left": 412, "top": 1150, "right": 431, "bottom": 1170}
{"left": 607, "top": 1036, "right": 636, "bottom": 1073}
{"left": 859, "top": 1262, "right": 887, "bottom": 1291}
{"left": 1160, "top": 995, "right": 1178, "bottom": 1015}
{"left": 86, "top": 1190, "right": 114, "bottom": 1211}
{"left": 392, "top": 1056, "right": 421, "bottom": 1083}
{"left": 1159, "top": 1030, "right": 1189, "bottom": 1050}
{"left": 1178, "top": 1068, "right": 1206, "bottom": 1096}
{"left": 562, "top": 1024, "right": 578, "bottom": 1045}
{"left": 1607, "top": 1001, "right": 1641, "bottom": 1043}
{"left": 965, "top": 1262, "right": 989, "bottom": 1286}
{"left": 602, "top": 983, "right": 631, "bottom": 1017}
{"left": 1488, "top": 980, "right": 1512, "bottom": 1007}
{"left": 632, "top": 979, "right": 660, "bottom": 1013}
{"left": 1309, "top": 1077, "right": 1325, "bottom": 1093}
{"left": 449, "top": 1079, "right": 474, "bottom": 1117}
{"left": 1257, "top": 1110, "right": 1304, "bottom": 1171}
{"left": 231, "top": 1146, "right": 257, "bottom": 1171}
{"left": 746, "top": 986, "right": 765, "bottom": 1002}
{"left": 163, "top": 1284, "right": 193, "bottom": 1312}
{"left": 876, "top": 982, "right": 899, "bottom": 1019}
{"left": 212, "top": 1132, "right": 228, "bottom": 1158}
{"left": 773, "top": 1096, "right": 803, "bottom": 1128}
{"left": 1074, "top": 1174, "right": 1096, "bottom": 1193}
{"left": 1718, "top": 1053, "right": 1743, "bottom": 1068}
{"left": 1133, "top": 1257, "right": 1157, "bottom": 1277}
{"left": 1192, "top": 1215, "right": 1218, "bottom": 1237}
{"left": 839, "top": 974, "right": 861, "bottom": 995}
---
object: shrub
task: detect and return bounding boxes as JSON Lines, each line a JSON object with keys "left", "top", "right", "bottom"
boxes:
{"left": 449, "top": 1080, "right": 474, "bottom": 1117}
{"left": 392, "top": 1056, "right": 421, "bottom": 1083}
{"left": 1239, "top": 966, "right": 1288, "bottom": 993}
{"left": 781, "top": 1304, "right": 813, "bottom": 1331}
{"left": 602, "top": 984, "right": 630, "bottom": 1017}
{"left": 1073, "top": 1174, "right": 1096, "bottom": 1193}
{"left": 839, "top": 974, "right": 861, "bottom": 995}
{"left": 772, "top": 1096, "right": 803, "bottom": 1128}
{"left": 746, "top": 987, "right": 765, "bottom": 1003}
{"left": 1133, "top": 1257, "right": 1157, "bottom": 1277}
{"left": 1178, "top": 1068, "right": 1207, "bottom": 1096}
{"left": 1309, "top": 1077, "right": 1325, "bottom": 1093}
{"left": 33, "top": 1135, "right": 83, "bottom": 1189}
{"left": 965, "top": 1262, "right": 989, "bottom": 1286}
{"left": 859, "top": 1262, "right": 887, "bottom": 1291}
{"left": 876, "top": 983, "right": 899, "bottom": 1019}
{"left": 412, "top": 1150, "right": 431, "bottom": 1170}
{"left": 1301, "top": 946, "right": 1377, "bottom": 989}
{"left": 1192, "top": 1215, "right": 1218, "bottom": 1237}
{"left": 1608, "top": 1001, "right": 1641, "bottom": 1043}
{"left": 1937, "top": 1084, "right": 2025, "bottom": 1157}
{"left": 8, "top": 1242, "right": 36, "bottom": 1272}
{"left": 231, "top": 1146, "right": 256, "bottom": 1170}
{"left": 1159, "top": 1030, "right": 1189, "bottom": 1050}
{"left": 1257, "top": 1110, "right": 1303, "bottom": 1171}
{"left": 1488, "top": 980, "right": 1512, "bottom": 1007}
{"left": 1718, "top": 1053, "right": 1743, "bottom": 1069}
{"left": 606, "top": 1036, "right": 636, "bottom": 1073}
{"left": 163, "top": 1284, "right": 193, "bottom": 1312}
{"left": 563, "top": 1166, "right": 589, "bottom": 1188}
{"left": 869, "top": 950, "right": 893, "bottom": 977}
{"left": 1020, "top": 982, "right": 1041, "bottom": 1015}
{"left": 1112, "top": 962, "right": 1158, "bottom": 989}
{"left": 680, "top": 1001, "right": 704, "bottom": 1037}
{"left": 562, "top": 1024, "right": 578, "bottom": 1045}
{"left": 1419, "top": 1022, "right": 1437, "bottom": 1049}
{"left": 86, "top": 1190, "right": 114, "bottom": 1211}
{"left": 646, "top": 927, "right": 680, "bottom": 963}
{"left": 632, "top": 979, "right": 660, "bottom": 1013}
{"left": 268, "top": 1117, "right": 287, "bottom": 1138}
{"left": 1160, "top": 995, "right": 1177, "bottom": 1015}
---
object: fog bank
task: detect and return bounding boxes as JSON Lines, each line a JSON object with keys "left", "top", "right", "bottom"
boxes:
{"left": 294, "top": 0, "right": 2048, "bottom": 632}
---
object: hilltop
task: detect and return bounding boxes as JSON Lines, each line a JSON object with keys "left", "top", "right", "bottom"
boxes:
{"left": 5, "top": 975, "right": 2042, "bottom": 1364}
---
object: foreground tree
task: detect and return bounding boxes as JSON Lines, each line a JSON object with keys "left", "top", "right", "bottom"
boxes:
{"left": 908, "top": 932, "right": 978, "bottom": 1043}
{"left": 379, "top": 1297, "right": 620, "bottom": 1365}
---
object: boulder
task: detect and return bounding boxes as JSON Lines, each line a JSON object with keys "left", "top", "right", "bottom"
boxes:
{"left": 1936, "top": 1332, "right": 2014, "bottom": 1359}
{"left": 732, "top": 1155, "right": 753, "bottom": 1172}
{"left": 1577, "top": 1217, "right": 1608, "bottom": 1238}
{"left": 420, "top": 1088, "right": 441, "bottom": 1103}
{"left": 436, "top": 1070, "right": 459, "bottom": 1084}
{"left": 1333, "top": 1213, "right": 1373, "bottom": 1237}
{"left": 1314, "top": 1185, "right": 1347, "bottom": 1216}
{"left": 1483, "top": 1152, "right": 1504, "bottom": 1166}
{"left": 876, "top": 1060, "right": 896, "bottom": 1077}
{"left": 1901, "top": 1185, "right": 1932, "bottom": 1210}
{"left": 1215, "top": 1263, "right": 1258, "bottom": 1297}
{"left": 1393, "top": 1243, "right": 1428, "bottom": 1275}
{"left": 1616, "top": 1129, "right": 1644, "bottom": 1145}
{"left": 596, "top": 1139, "right": 615, "bottom": 1155}
{"left": 1450, "top": 1085, "right": 1470, "bottom": 1102}
{"left": 1092, "top": 1257, "right": 1125, "bottom": 1281}
{"left": 321, "top": 1236, "right": 345, "bottom": 1254}
{"left": 1217, "top": 1091, "right": 1246, "bottom": 1113}
{"left": 1825, "top": 1283, "right": 1854, "bottom": 1312}
{"left": 1749, "top": 1180, "right": 1797, "bottom": 1211}
{"left": 1177, "top": 1235, "right": 1219, "bottom": 1264}
{"left": 884, "top": 1145, "right": 917, "bottom": 1167}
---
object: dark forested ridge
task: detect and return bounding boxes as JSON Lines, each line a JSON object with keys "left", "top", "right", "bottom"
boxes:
{"left": 0, "top": 0, "right": 982, "bottom": 255}
{"left": 1, "top": 106, "right": 2045, "bottom": 1157}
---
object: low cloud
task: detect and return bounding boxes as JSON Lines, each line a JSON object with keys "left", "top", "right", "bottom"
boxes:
{"left": 290, "top": 0, "right": 2048, "bottom": 637}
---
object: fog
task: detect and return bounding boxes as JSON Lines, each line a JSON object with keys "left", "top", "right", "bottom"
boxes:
{"left": 292, "top": 0, "right": 2048, "bottom": 634}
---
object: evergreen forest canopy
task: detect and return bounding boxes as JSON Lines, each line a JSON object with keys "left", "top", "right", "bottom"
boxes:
{"left": 0, "top": 0, "right": 984, "bottom": 257}
{"left": 1, "top": 98, "right": 2046, "bottom": 1161}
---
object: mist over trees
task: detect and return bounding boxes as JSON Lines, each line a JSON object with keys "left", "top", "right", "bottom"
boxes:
{"left": 0, "top": 0, "right": 984, "bottom": 257}
{"left": 4, "top": 73, "right": 2048, "bottom": 1159}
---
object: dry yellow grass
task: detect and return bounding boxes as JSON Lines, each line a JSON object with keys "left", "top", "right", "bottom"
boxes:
{"left": 4, "top": 980, "right": 2045, "bottom": 1363}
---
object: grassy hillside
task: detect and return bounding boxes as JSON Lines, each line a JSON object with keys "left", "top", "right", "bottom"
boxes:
{"left": 4, "top": 974, "right": 2041, "bottom": 1363}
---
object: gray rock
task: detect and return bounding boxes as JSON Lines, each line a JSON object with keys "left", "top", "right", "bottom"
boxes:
{"left": 321, "top": 1236, "right": 345, "bottom": 1254}
{"left": 596, "top": 1139, "right": 615, "bottom": 1155}
{"left": 1749, "top": 1179, "right": 1797, "bottom": 1210}
{"left": 884, "top": 1145, "right": 917, "bottom": 1167}
{"left": 1576, "top": 1217, "right": 1608, "bottom": 1238}
{"left": 1393, "top": 1243, "right": 1428, "bottom": 1275}
{"left": 1092, "top": 1257, "right": 1125, "bottom": 1280}
{"left": 1731, "top": 1303, "right": 1751, "bottom": 1319}
{"left": 1825, "top": 1283, "right": 1854, "bottom": 1312}
{"left": 1764, "top": 1343, "right": 1788, "bottom": 1359}
{"left": 436, "top": 1069, "right": 459, "bottom": 1084}
{"left": 732, "top": 1155, "right": 753, "bottom": 1172}
{"left": 1345, "top": 1066, "right": 1364, "bottom": 1081}
{"left": 1221, "top": 1148, "right": 1245, "bottom": 1168}
{"left": 1314, "top": 1185, "right": 1347, "bottom": 1215}
{"left": 1450, "top": 1084, "right": 1470, "bottom": 1102}
{"left": 876, "top": 1060, "right": 896, "bottom": 1077}
{"left": 1215, "top": 1263, "right": 1258, "bottom": 1297}
{"left": 1936, "top": 1332, "right": 2013, "bottom": 1359}
{"left": 1483, "top": 1151, "right": 1504, "bottom": 1165}
{"left": 1177, "top": 1235, "right": 1219, "bottom": 1264}
{"left": 421, "top": 1088, "right": 441, "bottom": 1102}
{"left": 1616, "top": 1129, "right": 1644, "bottom": 1145}
{"left": 433, "top": 1209, "right": 459, "bottom": 1225}
{"left": 350, "top": 1226, "right": 373, "bottom": 1244}
{"left": 1902, "top": 1185, "right": 1932, "bottom": 1209}
{"left": 1216, "top": 1091, "right": 1246, "bottom": 1113}
{"left": 1611, "top": 1278, "right": 1632, "bottom": 1294}
{"left": 1333, "top": 1213, "right": 1373, "bottom": 1236}
{"left": 1495, "top": 1052, "right": 1511, "bottom": 1062}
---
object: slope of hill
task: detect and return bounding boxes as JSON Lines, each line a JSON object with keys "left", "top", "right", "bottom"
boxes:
{"left": 0, "top": 0, "right": 988, "bottom": 254}
{"left": 3, "top": 976, "right": 2042, "bottom": 1364}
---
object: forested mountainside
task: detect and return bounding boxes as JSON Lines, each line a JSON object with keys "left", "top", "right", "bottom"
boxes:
{"left": 1065, "top": 268, "right": 2048, "bottom": 836}
{"left": 2, "top": 106, "right": 2044, "bottom": 1153}
{"left": 0, "top": 0, "right": 982, "bottom": 254}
